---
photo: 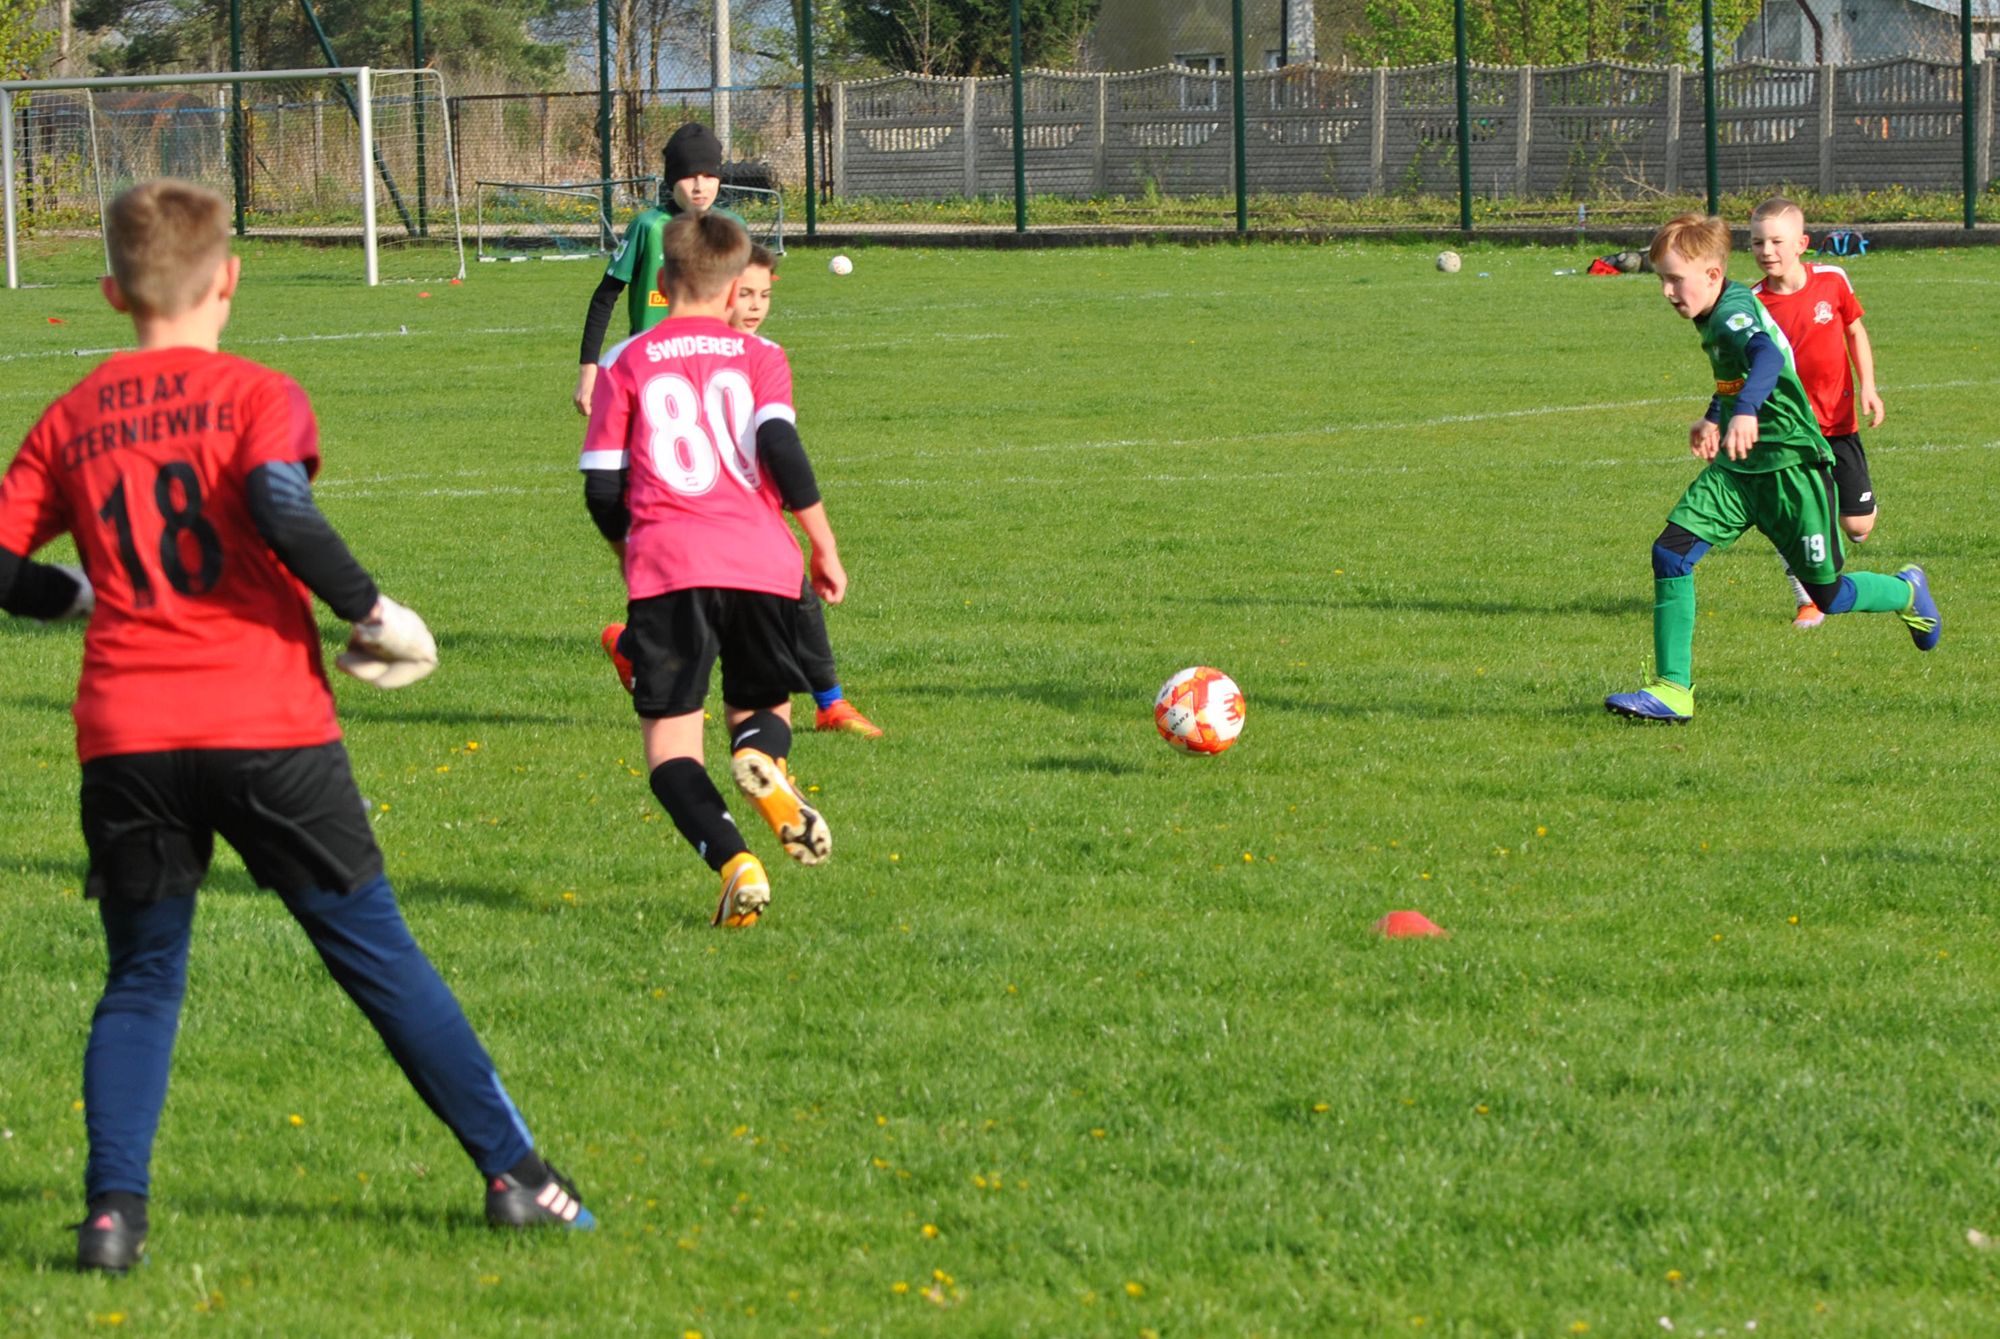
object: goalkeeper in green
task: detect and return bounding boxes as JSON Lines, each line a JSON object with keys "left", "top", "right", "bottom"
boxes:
{"left": 1605, "top": 214, "right": 1940, "bottom": 723}
{"left": 571, "top": 122, "right": 745, "bottom": 417}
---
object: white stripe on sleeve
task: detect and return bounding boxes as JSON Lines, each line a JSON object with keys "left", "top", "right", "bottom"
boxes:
{"left": 579, "top": 449, "right": 628, "bottom": 471}
{"left": 752, "top": 403, "right": 797, "bottom": 429}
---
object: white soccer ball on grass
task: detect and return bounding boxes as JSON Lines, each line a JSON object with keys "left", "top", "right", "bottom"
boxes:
{"left": 828, "top": 254, "right": 854, "bottom": 276}
{"left": 1436, "top": 250, "right": 1463, "bottom": 274}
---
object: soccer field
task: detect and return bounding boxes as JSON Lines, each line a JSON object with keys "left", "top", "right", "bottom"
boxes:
{"left": 3, "top": 235, "right": 1998, "bottom": 1336}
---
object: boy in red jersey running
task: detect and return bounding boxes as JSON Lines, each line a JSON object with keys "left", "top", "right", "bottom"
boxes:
{"left": 0, "top": 181, "right": 593, "bottom": 1272}
{"left": 1749, "top": 196, "right": 1886, "bottom": 627}
{"left": 581, "top": 214, "right": 845, "bottom": 928}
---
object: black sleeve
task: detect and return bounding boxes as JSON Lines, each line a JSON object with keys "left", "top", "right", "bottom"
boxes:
{"left": 580, "top": 274, "right": 626, "bottom": 366}
{"left": 0, "top": 546, "right": 84, "bottom": 620}
{"left": 244, "top": 462, "right": 380, "bottom": 621}
{"left": 757, "top": 418, "right": 820, "bottom": 511}
{"left": 584, "top": 468, "right": 630, "bottom": 544}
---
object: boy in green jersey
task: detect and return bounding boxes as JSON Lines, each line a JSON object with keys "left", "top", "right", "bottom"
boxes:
{"left": 571, "top": 122, "right": 746, "bottom": 417}
{"left": 1605, "top": 214, "right": 1940, "bottom": 723}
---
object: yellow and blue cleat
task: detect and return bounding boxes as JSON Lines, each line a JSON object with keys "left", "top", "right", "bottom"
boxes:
{"left": 1895, "top": 566, "right": 1941, "bottom": 651}
{"left": 1605, "top": 677, "right": 1694, "bottom": 724}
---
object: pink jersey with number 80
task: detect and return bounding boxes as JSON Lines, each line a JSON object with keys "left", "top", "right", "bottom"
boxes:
{"left": 580, "top": 315, "right": 803, "bottom": 601}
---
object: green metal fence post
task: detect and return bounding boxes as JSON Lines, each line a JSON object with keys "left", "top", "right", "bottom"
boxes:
{"left": 1231, "top": 0, "right": 1246, "bottom": 232}
{"left": 802, "top": 0, "right": 817, "bottom": 237}
{"left": 1453, "top": 0, "right": 1471, "bottom": 232}
{"left": 1963, "top": 0, "right": 1977, "bottom": 229}
{"left": 598, "top": 0, "right": 613, "bottom": 247}
{"left": 1701, "top": 0, "right": 1719, "bottom": 217}
{"left": 413, "top": 0, "right": 427, "bottom": 236}
{"left": 230, "top": 0, "right": 245, "bottom": 236}
{"left": 1011, "top": 0, "right": 1027, "bottom": 233}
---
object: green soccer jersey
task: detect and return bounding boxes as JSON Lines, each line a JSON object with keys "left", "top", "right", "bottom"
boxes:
{"left": 1696, "top": 280, "right": 1832, "bottom": 474}
{"left": 604, "top": 202, "right": 749, "bottom": 337}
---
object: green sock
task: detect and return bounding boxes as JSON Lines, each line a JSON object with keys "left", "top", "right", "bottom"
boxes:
{"left": 1653, "top": 575, "right": 1695, "bottom": 689}
{"left": 1841, "top": 570, "right": 1913, "bottom": 614}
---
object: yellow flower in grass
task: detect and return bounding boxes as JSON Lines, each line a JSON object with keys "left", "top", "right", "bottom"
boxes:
{"left": 891, "top": 1281, "right": 910, "bottom": 1295}
{"left": 1570, "top": 1323, "right": 1590, "bottom": 1334}
{"left": 1124, "top": 1280, "right": 1144, "bottom": 1297}
{"left": 288, "top": 1113, "right": 305, "bottom": 1127}
{"left": 1666, "top": 1268, "right": 1683, "bottom": 1283}
{"left": 92, "top": 1314, "right": 125, "bottom": 1327}
{"left": 921, "top": 1223, "right": 939, "bottom": 1239}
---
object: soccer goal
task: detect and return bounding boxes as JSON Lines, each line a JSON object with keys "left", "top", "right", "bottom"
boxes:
{"left": 473, "top": 176, "right": 785, "bottom": 263}
{"left": 473, "top": 177, "right": 658, "bottom": 262}
{"left": 1, "top": 67, "right": 463, "bottom": 288}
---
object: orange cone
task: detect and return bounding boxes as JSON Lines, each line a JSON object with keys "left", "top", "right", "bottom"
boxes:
{"left": 1374, "top": 910, "right": 1447, "bottom": 938}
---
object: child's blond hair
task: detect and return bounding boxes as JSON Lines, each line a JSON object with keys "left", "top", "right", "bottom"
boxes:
{"left": 659, "top": 213, "right": 750, "bottom": 303}
{"left": 1649, "top": 213, "right": 1732, "bottom": 267}
{"left": 106, "top": 180, "right": 231, "bottom": 317}
{"left": 1749, "top": 196, "right": 1805, "bottom": 228}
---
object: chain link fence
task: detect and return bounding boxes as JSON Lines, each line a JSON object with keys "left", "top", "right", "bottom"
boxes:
{"left": 8, "top": 2, "right": 1990, "bottom": 250}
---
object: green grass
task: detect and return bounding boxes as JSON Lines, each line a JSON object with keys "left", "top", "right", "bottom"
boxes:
{"left": 3, "top": 235, "right": 1999, "bottom": 1336}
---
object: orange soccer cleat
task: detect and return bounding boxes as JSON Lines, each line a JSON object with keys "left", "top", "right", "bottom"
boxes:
{"left": 601, "top": 623, "right": 635, "bottom": 693}
{"left": 814, "top": 698, "right": 882, "bottom": 737}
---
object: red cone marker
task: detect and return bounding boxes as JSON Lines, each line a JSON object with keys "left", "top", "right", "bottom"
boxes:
{"left": 1374, "top": 910, "right": 1447, "bottom": 938}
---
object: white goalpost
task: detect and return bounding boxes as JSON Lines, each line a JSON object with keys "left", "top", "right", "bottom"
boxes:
{"left": 1, "top": 66, "right": 463, "bottom": 289}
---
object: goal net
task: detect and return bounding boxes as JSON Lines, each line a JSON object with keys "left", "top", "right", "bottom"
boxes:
{"left": 3, "top": 67, "right": 463, "bottom": 287}
{"left": 474, "top": 176, "right": 785, "bottom": 263}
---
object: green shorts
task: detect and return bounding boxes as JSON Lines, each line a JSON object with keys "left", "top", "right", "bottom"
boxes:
{"left": 1666, "top": 461, "right": 1843, "bottom": 585}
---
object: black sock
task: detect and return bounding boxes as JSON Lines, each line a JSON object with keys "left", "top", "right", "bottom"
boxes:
{"left": 505, "top": 1151, "right": 550, "bottom": 1188}
{"left": 730, "top": 710, "right": 792, "bottom": 763}
{"left": 88, "top": 1191, "right": 148, "bottom": 1230}
{"left": 649, "top": 758, "right": 748, "bottom": 872}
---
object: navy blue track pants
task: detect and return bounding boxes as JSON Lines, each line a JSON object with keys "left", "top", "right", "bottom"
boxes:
{"left": 83, "top": 874, "right": 535, "bottom": 1200}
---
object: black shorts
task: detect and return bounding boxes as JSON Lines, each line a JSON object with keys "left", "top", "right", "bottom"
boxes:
{"left": 1827, "top": 433, "right": 1876, "bottom": 517}
{"left": 80, "top": 742, "right": 384, "bottom": 904}
{"left": 626, "top": 588, "right": 812, "bottom": 718}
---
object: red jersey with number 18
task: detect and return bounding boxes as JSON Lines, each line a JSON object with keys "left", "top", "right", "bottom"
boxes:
{"left": 0, "top": 347, "right": 339, "bottom": 762}
{"left": 581, "top": 315, "right": 803, "bottom": 601}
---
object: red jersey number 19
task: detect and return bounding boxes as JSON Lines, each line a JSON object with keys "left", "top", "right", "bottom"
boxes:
{"left": 641, "top": 369, "right": 758, "bottom": 496}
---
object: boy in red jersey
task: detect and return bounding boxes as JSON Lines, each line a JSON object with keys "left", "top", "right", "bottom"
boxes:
{"left": 581, "top": 214, "right": 845, "bottom": 928}
{"left": 0, "top": 181, "right": 593, "bottom": 1272}
{"left": 1749, "top": 196, "right": 1886, "bottom": 627}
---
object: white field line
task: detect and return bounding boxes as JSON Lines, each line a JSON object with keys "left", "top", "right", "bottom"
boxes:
{"left": 0, "top": 325, "right": 548, "bottom": 367}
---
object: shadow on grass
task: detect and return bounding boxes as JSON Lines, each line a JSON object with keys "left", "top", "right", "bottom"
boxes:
{"left": 1026, "top": 754, "right": 1142, "bottom": 776}
{"left": 0, "top": 856, "right": 533, "bottom": 912}
{"left": 1196, "top": 592, "right": 1648, "bottom": 618}
{"left": 338, "top": 704, "right": 589, "bottom": 728}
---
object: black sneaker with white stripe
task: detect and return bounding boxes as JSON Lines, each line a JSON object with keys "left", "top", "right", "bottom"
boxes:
{"left": 485, "top": 1161, "right": 595, "bottom": 1230}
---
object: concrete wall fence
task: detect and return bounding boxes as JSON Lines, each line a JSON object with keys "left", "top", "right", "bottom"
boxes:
{"left": 831, "top": 57, "right": 1999, "bottom": 200}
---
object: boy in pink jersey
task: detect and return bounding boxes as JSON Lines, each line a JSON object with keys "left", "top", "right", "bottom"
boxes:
{"left": 1748, "top": 196, "right": 1886, "bottom": 627}
{"left": 579, "top": 213, "right": 846, "bottom": 927}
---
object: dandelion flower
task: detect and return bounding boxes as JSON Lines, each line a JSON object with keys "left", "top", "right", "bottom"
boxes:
{"left": 288, "top": 1113, "right": 305, "bottom": 1127}
{"left": 1125, "top": 1281, "right": 1144, "bottom": 1297}
{"left": 921, "top": 1223, "right": 939, "bottom": 1239}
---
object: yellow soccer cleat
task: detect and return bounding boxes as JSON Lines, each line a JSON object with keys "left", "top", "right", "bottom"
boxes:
{"left": 730, "top": 748, "right": 832, "bottom": 866}
{"left": 713, "top": 851, "right": 771, "bottom": 928}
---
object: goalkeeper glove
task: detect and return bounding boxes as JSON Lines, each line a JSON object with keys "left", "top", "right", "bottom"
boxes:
{"left": 336, "top": 594, "right": 438, "bottom": 689}
{"left": 50, "top": 564, "right": 93, "bottom": 621}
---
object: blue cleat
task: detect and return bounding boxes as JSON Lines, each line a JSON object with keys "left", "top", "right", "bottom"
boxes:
{"left": 1895, "top": 565, "right": 1941, "bottom": 651}
{"left": 1605, "top": 677, "right": 1694, "bottom": 723}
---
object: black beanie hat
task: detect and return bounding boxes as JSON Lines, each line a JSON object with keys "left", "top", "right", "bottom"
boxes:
{"left": 663, "top": 123, "right": 723, "bottom": 185}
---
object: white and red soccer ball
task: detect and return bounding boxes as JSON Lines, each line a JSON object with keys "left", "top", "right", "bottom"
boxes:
{"left": 1154, "top": 666, "right": 1245, "bottom": 755}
